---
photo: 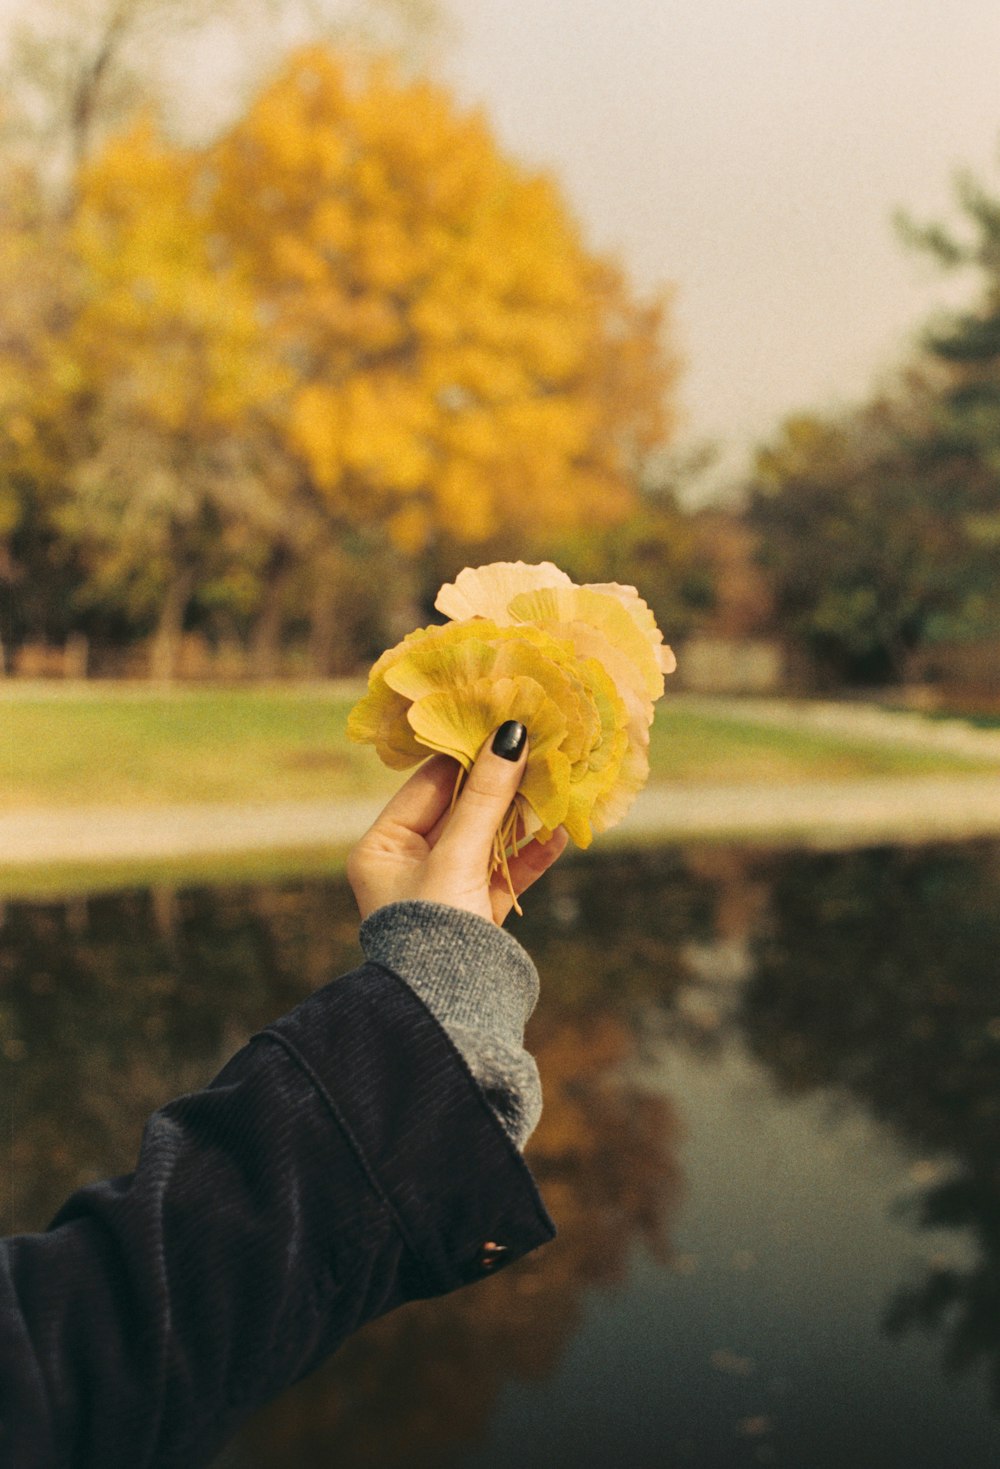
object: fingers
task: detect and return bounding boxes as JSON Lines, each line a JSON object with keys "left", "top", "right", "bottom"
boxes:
{"left": 363, "top": 753, "right": 458, "bottom": 844}
{"left": 507, "top": 826, "right": 569, "bottom": 896}
{"left": 433, "top": 722, "right": 528, "bottom": 869}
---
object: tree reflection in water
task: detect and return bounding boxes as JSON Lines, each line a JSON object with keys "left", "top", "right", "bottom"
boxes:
{"left": 5, "top": 840, "right": 1000, "bottom": 1458}
{"left": 245, "top": 1007, "right": 683, "bottom": 1469}
{"left": 737, "top": 840, "right": 1000, "bottom": 1410}
{"left": 0, "top": 881, "right": 365, "bottom": 1233}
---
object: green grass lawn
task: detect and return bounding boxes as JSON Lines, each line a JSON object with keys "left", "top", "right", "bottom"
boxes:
{"left": 0, "top": 686, "right": 398, "bottom": 809}
{"left": 646, "top": 708, "right": 1000, "bottom": 783}
{"left": 1, "top": 684, "right": 997, "bottom": 811}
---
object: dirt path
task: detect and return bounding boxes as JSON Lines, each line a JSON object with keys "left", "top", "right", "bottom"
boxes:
{"left": 2, "top": 771, "right": 1000, "bottom": 869}
{"left": 617, "top": 773, "right": 1000, "bottom": 848}
{"left": 0, "top": 797, "right": 383, "bottom": 867}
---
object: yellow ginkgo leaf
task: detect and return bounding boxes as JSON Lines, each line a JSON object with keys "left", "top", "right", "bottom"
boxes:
{"left": 508, "top": 585, "right": 664, "bottom": 703}
{"left": 587, "top": 580, "right": 677, "bottom": 675}
{"left": 345, "top": 677, "right": 426, "bottom": 769}
{"left": 434, "top": 559, "right": 572, "bottom": 623}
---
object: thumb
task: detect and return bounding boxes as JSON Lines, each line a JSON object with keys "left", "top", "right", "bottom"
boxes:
{"left": 434, "top": 721, "right": 528, "bottom": 869}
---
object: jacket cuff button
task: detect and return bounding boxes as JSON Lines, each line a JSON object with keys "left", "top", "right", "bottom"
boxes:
{"left": 479, "top": 1241, "right": 508, "bottom": 1272}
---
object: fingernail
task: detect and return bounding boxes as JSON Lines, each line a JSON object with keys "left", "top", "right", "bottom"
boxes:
{"left": 492, "top": 720, "right": 527, "bottom": 761}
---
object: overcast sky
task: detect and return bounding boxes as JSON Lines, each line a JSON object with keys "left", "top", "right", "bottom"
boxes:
{"left": 5, "top": 0, "right": 1000, "bottom": 497}
{"left": 440, "top": 0, "right": 1000, "bottom": 493}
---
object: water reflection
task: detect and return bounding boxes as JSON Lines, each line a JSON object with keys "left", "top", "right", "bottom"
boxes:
{"left": 243, "top": 1008, "right": 683, "bottom": 1469}
{"left": 3, "top": 840, "right": 1000, "bottom": 1463}
{"left": 738, "top": 843, "right": 1000, "bottom": 1411}
{"left": 0, "top": 882, "right": 364, "bottom": 1231}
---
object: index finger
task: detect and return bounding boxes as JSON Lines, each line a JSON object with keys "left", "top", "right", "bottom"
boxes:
{"left": 366, "top": 753, "right": 460, "bottom": 840}
{"left": 432, "top": 724, "right": 528, "bottom": 868}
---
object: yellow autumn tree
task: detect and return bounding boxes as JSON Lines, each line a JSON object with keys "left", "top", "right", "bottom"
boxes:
{"left": 33, "top": 115, "right": 294, "bottom": 678}
{"left": 5, "top": 41, "right": 678, "bottom": 677}
{"left": 0, "top": 166, "right": 57, "bottom": 545}
{"left": 0, "top": 160, "right": 94, "bottom": 663}
{"left": 209, "top": 46, "right": 678, "bottom": 554}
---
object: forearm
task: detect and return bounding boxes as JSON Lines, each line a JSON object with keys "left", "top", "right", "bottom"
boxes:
{"left": 360, "top": 900, "right": 543, "bottom": 1148}
{"left": 0, "top": 962, "right": 553, "bottom": 1469}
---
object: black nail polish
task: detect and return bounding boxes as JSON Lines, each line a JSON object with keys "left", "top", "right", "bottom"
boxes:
{"left": 492, "top": 720, "right": 527, "bottom": 760}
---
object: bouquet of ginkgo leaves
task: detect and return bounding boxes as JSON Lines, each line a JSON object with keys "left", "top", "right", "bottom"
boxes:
{"left": 348, "top": 561, "right": 675, "bottom": 900}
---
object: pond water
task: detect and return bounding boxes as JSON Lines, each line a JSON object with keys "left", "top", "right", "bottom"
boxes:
{"left": 4, "top": 840, "right": 1000, "bottom": 1467}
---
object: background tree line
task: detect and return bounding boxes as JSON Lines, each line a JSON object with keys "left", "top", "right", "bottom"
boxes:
{"left": 0, "top": 0, "right": 713, "bottom": 680}
{"left": 745, "top": 172, "right": 1000, "bottom": 691}
{"left": 3, "top": 1, "right": 999, "bottom": 692}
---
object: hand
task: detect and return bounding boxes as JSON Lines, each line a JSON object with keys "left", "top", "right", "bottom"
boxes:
{"left": 347, "top": 723, "right": 569, "bottom": 926}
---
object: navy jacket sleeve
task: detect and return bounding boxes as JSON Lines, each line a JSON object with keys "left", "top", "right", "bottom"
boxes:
{"left": 0, "top": 962, "right": 555, "bottom": 1469}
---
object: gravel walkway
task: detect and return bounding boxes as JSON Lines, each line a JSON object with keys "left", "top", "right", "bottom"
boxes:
{"left": 2, "top": 772, "right": 1000, "bottom": 869}
{"left": 0, "top": 797, "right": 383, "bottom": 867}
{"left": 615, "top": 774, "right": 1000, "bottom": 849}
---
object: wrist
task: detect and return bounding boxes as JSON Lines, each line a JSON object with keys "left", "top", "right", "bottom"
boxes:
{"left": 359, "top": 900, "right": 540, "bottom": 1046}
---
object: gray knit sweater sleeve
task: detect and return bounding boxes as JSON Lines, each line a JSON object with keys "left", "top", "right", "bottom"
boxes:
{"left": 358, "top": 900, "right": 542, "bottom": 1150}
